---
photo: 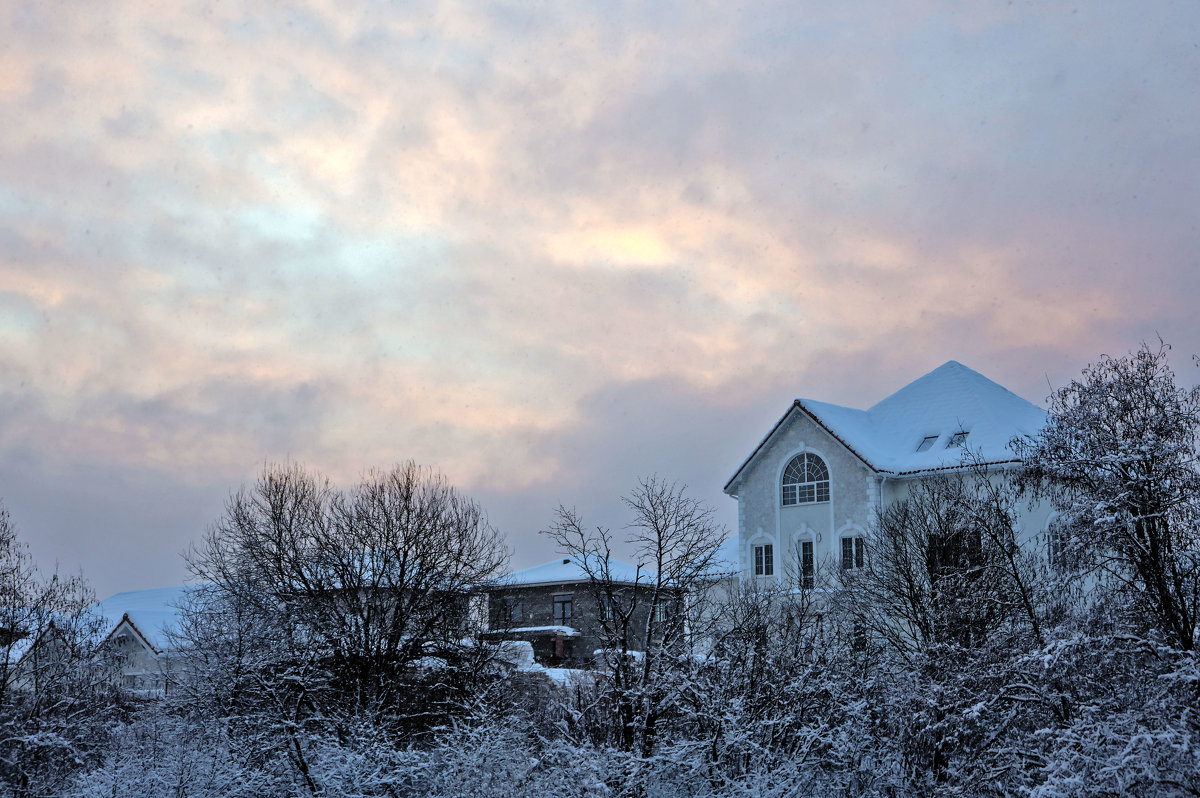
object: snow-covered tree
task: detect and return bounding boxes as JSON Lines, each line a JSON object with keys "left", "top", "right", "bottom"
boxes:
{"left": 177, "top": 461, "right": 508, "bottom": 793}
{"left": 848, "top": 470, "right": 1044, "bottom": 662}
{"left": 1016, "top": 342, "right": 1200, "bottom": 651}
{"left": 0, "top": 501, "right": 114, "bottom": 797}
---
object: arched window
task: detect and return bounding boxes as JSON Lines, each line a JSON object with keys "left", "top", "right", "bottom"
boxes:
{"left": 781, "top": 453, "right": 830, "bottom": 506}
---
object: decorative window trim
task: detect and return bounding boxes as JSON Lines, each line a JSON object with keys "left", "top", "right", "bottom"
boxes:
{"left": 1046, "top": 512, "right": 1071, "bottom": 570}
{"left": 781, "top": 452, "right": 831, "bottom": 507}
{"left": 798, "top": 538, "right": 815, "bottom": 589}
{"left": 840, "top": 534, "right": 866, "bottom": 571}
{"left": 753, "top": 542, "right": 774, "bottom": 577}
{"left": 791, "top": 525, "right": 818, "bottom": 590}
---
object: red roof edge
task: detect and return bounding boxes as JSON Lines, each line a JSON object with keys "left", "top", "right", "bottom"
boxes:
{"left": 98, "top": 613, "right": 161, "bottom": 656}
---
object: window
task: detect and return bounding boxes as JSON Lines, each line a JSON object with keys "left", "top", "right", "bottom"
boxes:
{"left": 947, "top": 430, "right": 969, "bottom": 448}
{"left": 502, "top": 598, "right": 523, "bottom": 624}
{"left": 601, "top": 594, "right": 621, "bottom": 621}
{"left": 916, "top": 435, "right": 939, "bottom": 452}
{"left": 654, "top": 601, "right": 669, "bottom": 624}
{"left": 754, "top": 543, "right": 774, "bottom": 577}
{"left": 800, "top": 540, "right": 814, "bottom": 589}
{"left": 553, "top": 595, "right": 573, "bottom": 626}
{"left": 841, "top": 536, "right": 865, "bottom": 570}
{"left": 781, "top": 453, "right": 830, "bottom": 506}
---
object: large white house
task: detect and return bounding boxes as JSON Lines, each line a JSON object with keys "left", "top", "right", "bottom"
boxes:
{"left": 723, "top": 361, "right": 1052, "bottom": 586}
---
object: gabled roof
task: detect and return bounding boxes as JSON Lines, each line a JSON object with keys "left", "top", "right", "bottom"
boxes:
{"left": 496, "top": 556, "right": 651, "bottom": 588}
{"left": 94, "top": 586, "right": 194, "bottom": 654}
{"left": 725, "top": 361, "right": 1047, "bottom": 492}
{"left": 100, "top": 615, "right": 160, "bottom": 655}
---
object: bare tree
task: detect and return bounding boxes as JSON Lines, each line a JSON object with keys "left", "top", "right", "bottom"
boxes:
{"left": 180, "top": 460, "right": 508, "bottom": 792}
{"left": 846, "top": 471, "right": 1039, "bottom": 664}
{"left": 546, "top": 476, "right": 727, "bottom": 757}
{"left": 0, "top": 501, "right": 111, "bottom": 798}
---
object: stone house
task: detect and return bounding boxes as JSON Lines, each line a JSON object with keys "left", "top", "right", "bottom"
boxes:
{"left": 484, "top": 557, "right": 677, "bottom": 667}
{"left": 724, "top": 361, "right": 1053, "bottom": 588}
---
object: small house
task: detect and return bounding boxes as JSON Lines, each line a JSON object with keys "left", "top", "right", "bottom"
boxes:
{"left": 484, "top": 557, "right": 669, "bottom": 667}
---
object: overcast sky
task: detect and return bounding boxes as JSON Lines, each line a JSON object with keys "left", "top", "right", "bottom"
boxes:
{"left": 2, "top": 1, "right": 1198, "bottom": 598}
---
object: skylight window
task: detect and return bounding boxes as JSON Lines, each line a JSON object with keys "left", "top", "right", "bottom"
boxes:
{"left": 916, "top": 436, "right": 939, "bottom": 452}
{"left": 947, "top": 431, "right": 969, "bottom": 448}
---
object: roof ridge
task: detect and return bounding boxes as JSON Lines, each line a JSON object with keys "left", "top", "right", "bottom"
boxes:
{"left": 724, "top": 361, "right": 1046, "bottom": 492}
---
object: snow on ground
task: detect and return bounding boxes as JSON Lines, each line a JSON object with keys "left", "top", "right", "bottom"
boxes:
{"left": 539, "top": 667, "right": 591, "bottom": 686}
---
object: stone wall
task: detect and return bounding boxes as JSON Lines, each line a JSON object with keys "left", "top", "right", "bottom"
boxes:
{"left": 487, "top": 582, "right": 668, "bottom": 667}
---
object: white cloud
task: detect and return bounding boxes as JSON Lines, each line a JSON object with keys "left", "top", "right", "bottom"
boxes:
{"left": 1, "top": 0, "right": 1199, "bottom": 594}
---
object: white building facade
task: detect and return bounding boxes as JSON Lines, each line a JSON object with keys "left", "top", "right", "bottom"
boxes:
{"left": 724, "top": 361, "right": 1053, "bottom": 587}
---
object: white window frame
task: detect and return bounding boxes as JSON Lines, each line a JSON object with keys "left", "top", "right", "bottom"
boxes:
{"left": 781, "top": 453, "right": 831, "bottom": 506}
{"left": 754, "top": 543, "right": 774, "bottom": 577}
{"left": 840, "top": 535, "right": 866, "bottom": 571}
{"left": 1047, "top": 521, "right": 1070, "bottom": 570}
{"left": 798, "top": 538, "right": 816, "bottom": 589}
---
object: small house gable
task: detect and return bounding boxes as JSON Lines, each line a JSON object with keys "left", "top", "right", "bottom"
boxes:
{"left": 94, "top": 586, "right": 193, "bottom": 654}
{"left": 724, "top": 402, "right": 875, "bottom": 498}
{"left": 101, "top": 616, "right": 159, "bottom": 657}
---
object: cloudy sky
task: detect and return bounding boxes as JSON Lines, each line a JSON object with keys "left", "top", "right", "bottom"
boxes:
{"left": 2, "top": 1, "right": 1198, "bottom": 598}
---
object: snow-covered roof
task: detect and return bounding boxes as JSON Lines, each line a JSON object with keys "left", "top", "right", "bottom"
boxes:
{"left": 726, "top": 361, "right": 1047, "bottom": 491}
{"left": 496, "top": 556, "right": 651, "bottom": 588}
{"left": 502, "top": 625, "right": 581, "bottom": 637}
{"left": 94, "top": 586, "right": 194, "bottom": 653}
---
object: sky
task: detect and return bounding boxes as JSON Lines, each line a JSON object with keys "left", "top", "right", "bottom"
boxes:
{"left": 2, "top": 1, "right": 1199, "bottom": 599}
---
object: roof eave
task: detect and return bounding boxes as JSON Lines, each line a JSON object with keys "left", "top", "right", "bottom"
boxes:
{"left": 98, "top": 614, "right": 161, "bottom": 656}
{"left": 891, "top": 458, "right": 1022, "bottom": 477}
{"left": 490, "top": 577, "right": 647, "bottom": 591}
{"left": 724, "top": 401, "right": 879, "bottom": 494}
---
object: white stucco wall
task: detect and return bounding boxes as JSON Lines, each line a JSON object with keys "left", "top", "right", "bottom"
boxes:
{"left": 732, "top": 414, "right": 1056, "bottom": 587}
{"left": 880, "top": 469, "right": 1054, "bottom": 550}
{"left": 100, "top": 619, "right": 169, "bottom": 695}
{"left": 732, "top": 408, "right": 874, "bottom": 586}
